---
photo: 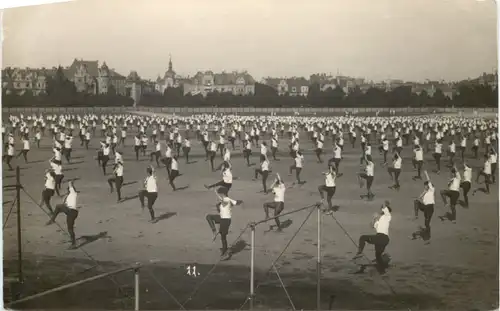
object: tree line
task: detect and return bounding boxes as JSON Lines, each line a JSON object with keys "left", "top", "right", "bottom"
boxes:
{"left": 2, "top": 68, "right": 497, "bottom": 108}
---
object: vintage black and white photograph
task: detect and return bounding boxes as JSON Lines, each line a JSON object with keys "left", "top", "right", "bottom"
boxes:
{"left": 1, "top": 0, "right": 498, "bottom": 309}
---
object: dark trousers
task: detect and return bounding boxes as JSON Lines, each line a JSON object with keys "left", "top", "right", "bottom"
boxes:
{"left": 138, "top": 190, "right": 158, "bottom": 220}
{"left": 263, "top": 201, "right": 284, "bottom": 228}
{"left": 433, "top": 153, "right": 441, "bottom": 171}
{"left": 328, "top": 158, "right": 341, "bottom": 173}
{"left": 254, "top": 169, "right": 269, "bottom": 192}
{"left": 50, "top": 204, "right": 79, "bottom": 246}
{"left": 182, "top": 146, "right": 191, "bottom": 163}
{"left": 358, "top": 173, "right": 374, "bottom": 195}
{"left": 318, "top": 185, "right": 336, "bottom": 209}
{"left": 207, "top": 181, "right": 232, "bottom": 192}
{"left": 16, "top": 150, "right": 29, "bottom": 163}
{"left": 169, "top": 170, "right": 179, "bottom": 190}
{"left": 150, "top": 151, "right": 161, "bottom": 167}
{"left": 108, "top": 176, "right": 124, "bottom": 200}
{"left": 289, "top": 165, "right": 302, "bottom": 183}
{"left": 55, "top": 174, "right": 64, "bottom": 196}
{"left": 206, "top": 214, "right": 231, "bottom": 255}
{"left": 387, "top": 168, "right": 400, "bottom": 188}
{"left": 358, "top": 233, "right": 389, "bottom": 272}
{"left": 440, "top": 190, "right": 459, "bottom": 220}
{"left": 271, "top": 146, "right": 278, "bottom": 160}
{"left": 460, "top": 181, "right": 471, "bottom": 206}
{"left": 41, "top": 188, "right": 55, "bottom": 213}
{"left": 414, "top": 200, "right": 434, "bottom": 240}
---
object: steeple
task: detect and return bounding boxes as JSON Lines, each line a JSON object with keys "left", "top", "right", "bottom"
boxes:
{"left": 168, "top": 54, "right": 173, "bottom": 72}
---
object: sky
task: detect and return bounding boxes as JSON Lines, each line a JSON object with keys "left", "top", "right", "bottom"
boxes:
{"left": 1, "top": 0, "right": 498, "bottom": 83}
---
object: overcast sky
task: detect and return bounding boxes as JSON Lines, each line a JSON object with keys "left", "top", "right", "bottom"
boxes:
{"left": 2, "top": 0, "right": 497, "bottom": 82}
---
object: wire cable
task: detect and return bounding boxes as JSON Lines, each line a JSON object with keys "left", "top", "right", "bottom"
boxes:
{"left": 21, "top": 187, "right": 132, "bottom": 309}
{"left": 181, "top": 223, "right": 250, "bottom": 309}
{"left": 238, "top": 203, "right": 317, "bottom": 310}
{"left": 3, "top": 197, "right": 18, "bottom": 230}
{"left": 328, "top": 213, "right": 400, "bottom": 297}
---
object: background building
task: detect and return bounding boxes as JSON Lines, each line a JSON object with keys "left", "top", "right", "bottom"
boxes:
{"left": 182, "top": 71, "right": 255, "bottom": 97}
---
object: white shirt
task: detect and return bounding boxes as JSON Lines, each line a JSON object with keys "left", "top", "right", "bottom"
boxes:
{"left": 45, "top": 172, "right": 56, "bottom": 189}
{"left": 365, "top": 161, "right": 374, "bottom": 176}
{"left": 422, "top": 182, "right": 435, "bottom": 205}
{"left": 146, "top": 176, "right": 158, "bottom": 192}
{"left": 222, "top": 168, "right": 233, "bottom": 184}
{"left": 65, "top": 187, "right": 78, "bottom": 210}
{"left": 295, "top": 155, "right": 304, "bottom": 168}
{"left": 449, "top": 175, "right": 461, "bottom": 191}
{"left": 414, "top": 148, "right": 423, "bottom": 161}
{"left": 489, "top": 153, "right": 497, "bottom": 164}
{"left": 50, "top": 162, "right": 62, "bottom": 175}
{"left": 374, "top": 208, "right": 391, "bottom": 236}
{"left": 273, "top": 183, "right": 286, "bottom": 202}
{"left": 171, "top": 158, "right": 179, "bottom": 171}
{"left": 260, "top": 145, "right": 267, "bottom": 155}
{"left": 483, "top": 159, "right": 492, "bottom": 175}
{"left": 382, "top": 140, "right": 389, "bottom": 151}
{"left": 223, "top": 150, "right": 231, "bottom": 162}
{"left": 115, "top": 164, "right": 124, "bottom": 177}
{"left": 435, "top": 143, "right": 442, "bottom": 154}
{"left": 463, "top": 167, "right": 472, "bottom": 182}
{"left": 165, "top": 147, "right": 172, "bottom": 158}
{"left": 325, "top": 172, "right": 336, "bottom": 187}
{"left": 393, "top": 157, "right": 402, "bottom": 169}
{"left": 449, "top": 143, "right": 456, "bottom": 153}
{"left": 23, "top": 139, "right": 30, "bottom": 150}
{"left": 261, "top": 160, "right": 269, "bottom": 171}
{"left": 219, "top": 197, "right": 237, "bottom": 219}
{"left": 333, "top": 146, "right": 341, "bottom": 159}
{"left": 53, "top": 148, "right": 61, "bottom": 160}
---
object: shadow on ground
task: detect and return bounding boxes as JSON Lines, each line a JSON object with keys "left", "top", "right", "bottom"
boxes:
{"left": 3, "top": 256, "right": 448, "bottom": 310}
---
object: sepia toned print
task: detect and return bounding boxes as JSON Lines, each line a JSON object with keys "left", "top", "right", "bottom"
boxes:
{"left": 1, "top": 0, "right": 498, "bottom": 310}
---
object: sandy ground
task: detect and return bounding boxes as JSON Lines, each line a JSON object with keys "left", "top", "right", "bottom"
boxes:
{"left": 2, "top": 121, "right": 499, "bottom": 310}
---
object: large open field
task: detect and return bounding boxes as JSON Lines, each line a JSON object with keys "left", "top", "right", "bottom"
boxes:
{"left": 2, "top": 111, "right": 499, "bottom": 310}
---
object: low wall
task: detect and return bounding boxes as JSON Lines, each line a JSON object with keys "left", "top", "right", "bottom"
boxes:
{"left": 2, "top": 106, "right": 498, "bottom": 115}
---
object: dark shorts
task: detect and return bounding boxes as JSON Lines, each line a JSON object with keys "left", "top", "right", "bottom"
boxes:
{"left": 219, "top": 218, "right": 231, "bottom": 235}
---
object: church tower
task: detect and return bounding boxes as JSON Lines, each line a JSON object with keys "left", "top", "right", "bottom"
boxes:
{"left": 98, "top": 62, "right": 110, "bottom": 94}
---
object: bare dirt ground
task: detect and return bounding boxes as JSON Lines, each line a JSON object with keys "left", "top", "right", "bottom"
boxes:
{"left": 2, "top": 117, "right": 499, "bottom": 310}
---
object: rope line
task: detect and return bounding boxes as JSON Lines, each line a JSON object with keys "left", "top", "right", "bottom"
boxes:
{"left": 3, "top": 197, "right": 18, "bottom": 230}
{"left": 328, "top": 213, "right": 399, "bottom": 297}
{"left": 144, "top": 267, "right": 186, "bottom": 310}
{"left": 181, "top": 224, "right": 250, "bottom": 309}
{"left": 20, "top": 187, "right": 132, "bottom": 309}
{"left": 272, "top": 264, "right": 296, "bottom": 311}
{"left": 238, "top": 203, "right": 317, "bottom": 310}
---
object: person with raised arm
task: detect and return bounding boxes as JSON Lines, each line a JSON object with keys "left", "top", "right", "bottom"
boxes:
{"left": 352, "top": 201, "right": 392, "bottom": 274}
{"left": 473, "top": 153, "right": 492, "bottom": 196}
{"left": 108, "top": 160, "right": 124, "bottom": 202}
{"left": 253, "top": 154, "right": 271, "bottom": 193}
{"left": 205, "top": 161, "right": 233, "bottom": 193}
{"left": 318, "top": 165, "right": 337, "bottom": 214}
{"left": 460, "top": 162, "right": 472, "bottom": 207}
{"left": 46, "top": 181, "right": 80, "bottom": 249}
{"left": 413, "top": 170, "right": 435, "bottom": 242}
{"left": 388, "top": 152, "right": 402, "bottom": 191}
{"left": 263, "top": 173, "right": 286, "bottom": 232}
{"left": 138, "top": 166, "right": 159, "bottom": 223}
{"left": 206, "top": 187, "right": 243, "bottom": 258}
{"left": 439, "top": 165, "right": 461, "bottom": 223}
{"left": 358, "top": 155, "right": 375, "bottom": 200}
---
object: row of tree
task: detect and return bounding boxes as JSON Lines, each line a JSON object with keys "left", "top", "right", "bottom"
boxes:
{"left": 2, "top": 67, "right": 497, "bottom": 108}
{"left": 141, "top": 83, "right": 497, "bottom": 107}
